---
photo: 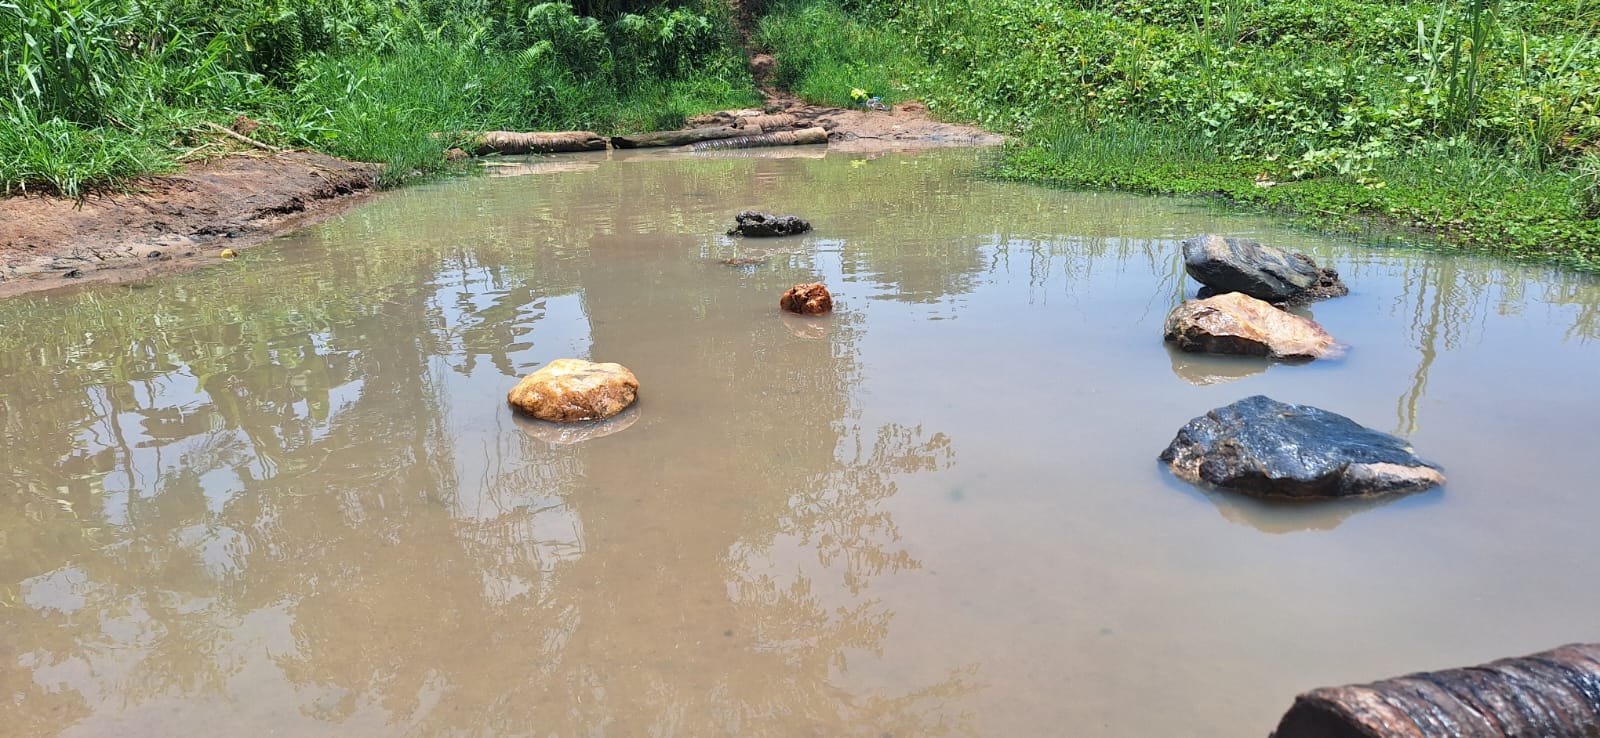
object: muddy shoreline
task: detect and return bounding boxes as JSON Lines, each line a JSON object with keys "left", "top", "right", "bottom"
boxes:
{"left": 0, "top": 100, "right": 999, "bottom": 299}
{"left": 0, "top": 150, "right": 380, "bottom": 299}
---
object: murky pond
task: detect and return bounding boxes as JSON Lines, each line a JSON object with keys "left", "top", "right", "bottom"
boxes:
{"left": 4, "top": 148, "right": 1600, "bottom": 738}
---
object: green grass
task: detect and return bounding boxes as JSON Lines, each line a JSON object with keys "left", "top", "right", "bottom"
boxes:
{"left": 0, "top": 0, "right": 759, "bottom": 194}
{"left": 755, "top": 0, "right": 1600, "bottom": 268}
{"left": 0, "top": 108, "right": 173, "bottom": 197}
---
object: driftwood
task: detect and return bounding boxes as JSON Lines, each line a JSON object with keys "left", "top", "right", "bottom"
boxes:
{"left": 611, "top": 125, "right": 759, "bottom": 149}
{"left": 734, "top": 113, "right": 797, "bottom": 130}
{"left": 203, "top": 122, "right": 281, "bottom": 153}
{"left": 689, "top": 127, "right": 829, "bottom": 152}
{"left": 1272, "top": 643, "right": 1600, "bottom": 738}
{"left": 465, "top": 131, "right": 607, "bottom": 155}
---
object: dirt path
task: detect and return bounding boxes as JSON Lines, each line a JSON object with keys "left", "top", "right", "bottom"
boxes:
{"left": 704, "top": 92, "right": 1006, "bottom": 152}
{"left": 0, "top": 100, "right": 999, "bottom": 299}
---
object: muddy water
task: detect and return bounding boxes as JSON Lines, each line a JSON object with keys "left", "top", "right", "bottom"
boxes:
{"left": 3, "top": 148, "right": 1600, "bottom": 738}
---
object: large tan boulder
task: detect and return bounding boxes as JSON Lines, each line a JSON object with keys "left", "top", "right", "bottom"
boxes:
{"left": 507, "top": 359, "right": 638, "bottom": 422}
{"left": 1164, "top": 292, "right": 1336, "bottom": 361}
{"left": 780, "top": 282, "right": 833, "bottom": 315}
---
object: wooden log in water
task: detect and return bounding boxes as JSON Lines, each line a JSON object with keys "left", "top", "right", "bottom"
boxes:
{"left": 466, "top": 131, "right": 608, "bottom": 155}
{"left": 688, "top": 127, "right": 829, "bottom": 152}
{"left": 610, "top": 126, "right": 758, "bottom": 149}
{"left": 1271, "top": 643, "right": 1600, "bottom": 738}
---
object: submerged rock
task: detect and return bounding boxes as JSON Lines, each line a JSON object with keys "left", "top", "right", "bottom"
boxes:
{"left": 1160, "top": 395, "right": 1444, "bottom": 499}
{"left": 728, "top": 210, "right": 812, "bottom": 237}
{"left": 1182, "top": 234, "right": 1348, "bottom": 304}
{"left": 507, "top": 359, "right": 639, "bottom": 422}
{"left": 780, "top": 282, "right": 834, "bottom": 315}
{"left": 1164, "top": 292, "right": 1337, "bottom": 361}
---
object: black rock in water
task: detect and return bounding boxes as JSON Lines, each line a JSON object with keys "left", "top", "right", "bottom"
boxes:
{"left": 727, "top": 210, "right": 812, "bottom": 237}
{"left": 1159, "top": 395, "right": 1444, "bottom": 499}
{"left": 1182, "top": 234, "right": 1347, "bottom": 304}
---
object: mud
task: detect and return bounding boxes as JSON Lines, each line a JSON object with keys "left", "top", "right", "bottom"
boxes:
{"left": 0, "top": 150, "right": 377, "bottom": 298}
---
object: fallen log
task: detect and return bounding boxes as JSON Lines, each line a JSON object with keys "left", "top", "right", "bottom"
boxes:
{"left": 689, "top": 127, "right": 829, "bottom": 152}
{"left": 734, "top": 113, "right": 797, "bottom": 130}
{"left": 1271, "top": 643, "right": 1600, "bottom": 738}
{"left": 610, "top": 125, "right": 758, "bottom": 149}
{"left": 465, "top": 131, "right": 607, "bottom": 155}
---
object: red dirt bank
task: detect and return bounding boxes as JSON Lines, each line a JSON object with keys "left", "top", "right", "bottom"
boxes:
{"left": 0, "top": 151, "right": 377, "bottom": 299}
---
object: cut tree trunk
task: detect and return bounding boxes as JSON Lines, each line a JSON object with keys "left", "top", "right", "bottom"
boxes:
{"left": 734, "top": 113, "right": 797, "bottom": 130}
{"left": 1272, "top": 643, "right": 1600, "bottom": 738}
{"left": 610, "top": 126, "right": 759, "bottom": 149}
{"left": 466, "top": 131, "right": 607, "bottom": 155}
{"left": 688, "top": 127, "right": 829, "bottom": 151}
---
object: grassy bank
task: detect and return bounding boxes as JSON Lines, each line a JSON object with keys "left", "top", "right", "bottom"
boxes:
{"left": 1, "top": 0, "right": 758, "bottom": 195}
{"left": 756, "top": 0, "right": 1600, "bottom": 268}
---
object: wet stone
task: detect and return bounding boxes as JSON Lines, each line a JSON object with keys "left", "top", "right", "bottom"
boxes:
{"left": 507, "top": 358, "right": 639, "bottom": 422}
{"left": 1182, "top": 234, "right": 1348, "bottom": 304}
{"left": 1164, "top": 292, "right": 1337, "bottom": 361}
{"left": 728, "top": 210, "right": 812, "bottom": 238}
{"left": 1160, "top": 395, "right": 1444, "bottom": 499}
{"left": 780, "top": 283, "right": 833, "bottom": 315}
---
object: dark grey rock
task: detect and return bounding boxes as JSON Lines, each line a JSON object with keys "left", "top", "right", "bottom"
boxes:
{"left": 727, "top": 210, "right": 811, "bottom": 237}
{"left": 1159, "top": 395, "right": 1444, "bottom": 499}
{"left": 1182, "top": 234, "right": 1348, "bottom": 304}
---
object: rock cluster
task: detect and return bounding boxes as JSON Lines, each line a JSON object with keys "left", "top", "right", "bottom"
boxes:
{"left": 780, "top": 283, "right": 834, "bottom": 315}
{"left": 507, "top": 359, "right": 639, "bottom": 422}
{"left": 1160, "top": 395, "right": 1445, "bottom": 499}
{"left": 728, "top": 210, "right": 812, "bottom": 237}
{"left": 1157, "top": 234, "right": 1448, "bottom": 502}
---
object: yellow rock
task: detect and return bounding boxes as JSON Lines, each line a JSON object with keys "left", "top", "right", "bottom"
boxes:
{"left": 507, "top": 359, "right": 639, "bottom": 422}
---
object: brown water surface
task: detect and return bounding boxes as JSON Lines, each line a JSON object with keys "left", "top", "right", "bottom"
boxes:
{"left": 4, "top": 149, "right": 1600, "bottom": 738}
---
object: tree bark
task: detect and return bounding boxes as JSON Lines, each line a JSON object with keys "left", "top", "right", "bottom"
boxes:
{"left": 465, "top": 131, "right": 608, "bottom": 155}
{"left": 1272, "top": 643, "right": 1600, "bottom": 738}
{"left": 610, "top": 126, "right": 759, "bottom": 149}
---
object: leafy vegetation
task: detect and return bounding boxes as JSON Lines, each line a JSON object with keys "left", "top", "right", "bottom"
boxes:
{"left": 0, "top": 0, "right": 757, "bottom": 195}
{"left": 757, "top": 0, "right": 1600, "bottom": 267}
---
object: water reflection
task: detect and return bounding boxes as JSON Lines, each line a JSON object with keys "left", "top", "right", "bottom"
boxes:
{"left": 0, "top": 156, "right": 978, "bottom": 736}
{"left": 1173, "top": 475, "right": 1443, "bottom": 534}
{"left": 2, "top": 149, "right": 1600, "bottom": 738}
{"left": 1165, "top": 344, "right": 1270, "bottom": 386}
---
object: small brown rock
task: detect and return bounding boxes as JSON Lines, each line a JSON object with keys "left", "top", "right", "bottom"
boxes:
{"left": 507, "top": 358, "right": 639, "bottom": 422}
{"left": 780, "top": 283, "right": 833, "bottom": 315}
{"left": 1164, "top": 292, "right": 1335, "bottom": 360}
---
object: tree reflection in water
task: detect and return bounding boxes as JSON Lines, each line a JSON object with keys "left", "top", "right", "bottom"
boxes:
{"left": 0, "top": 165, "right": 977, "bottom": 735}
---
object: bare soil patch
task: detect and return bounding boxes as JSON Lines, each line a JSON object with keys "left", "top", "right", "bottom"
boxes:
{"left": 700, "top": 93, "right": 1005, "bottom": 153}
{"left": 0, "top": 150, "right": 376, "bottom": 299}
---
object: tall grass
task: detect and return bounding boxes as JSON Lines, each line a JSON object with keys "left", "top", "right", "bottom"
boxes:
{"left": 0, "top": 107, "right": 170, "bottom": 197}
{"left": 0, "top": 0, "right": 758, "bottom": 194}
